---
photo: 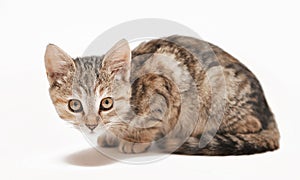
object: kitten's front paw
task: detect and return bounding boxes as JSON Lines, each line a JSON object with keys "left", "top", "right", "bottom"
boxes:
{"left": 118, "top": 140, "right": 151, "bottom": 154}
{"left": 97, "top": 133, "right": 119, "bottom": 147}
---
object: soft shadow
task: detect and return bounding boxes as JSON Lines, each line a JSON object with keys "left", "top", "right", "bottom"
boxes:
{"left": 64, "top": 148, "right": 117, "bottom": 167}
{"left": 64, "top": 146, "right": 169, "bottom": 166}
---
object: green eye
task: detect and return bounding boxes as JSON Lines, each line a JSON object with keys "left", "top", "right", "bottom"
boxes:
{"left": 100, "top": 97, "right": 113, "bottom": 111}
{"left": 68, "top": 99, "right": 83, "bottom": 113}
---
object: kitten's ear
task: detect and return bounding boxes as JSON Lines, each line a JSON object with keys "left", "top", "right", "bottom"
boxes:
{"left": 44, "top": 44, "right": 75, "bottom": 85}
{"left": 102, "top": 39, "right": 131, "bottom": 81}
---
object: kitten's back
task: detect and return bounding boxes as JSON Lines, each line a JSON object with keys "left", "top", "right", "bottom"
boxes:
{"left": 131, "top": 35, "right": 279, "bottom": 155}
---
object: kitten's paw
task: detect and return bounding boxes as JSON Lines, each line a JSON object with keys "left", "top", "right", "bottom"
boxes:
{"left": 118, "top": 141, "right": 151, "bottom": 154}
{"left": 97, "top": 133, "right": 119, "bottom": 147}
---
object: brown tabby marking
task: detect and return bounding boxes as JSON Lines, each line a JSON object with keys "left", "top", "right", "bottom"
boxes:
{"left": 45, "top": 35, "right": 280, "bottom": 155}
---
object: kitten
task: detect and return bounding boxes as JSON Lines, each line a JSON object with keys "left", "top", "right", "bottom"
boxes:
{"left": 44, "top": 35, "right": 279, "bottom": 155}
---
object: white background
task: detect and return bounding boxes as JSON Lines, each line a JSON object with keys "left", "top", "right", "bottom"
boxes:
{"left": 0, "top": 0, "right": 299, "bottom": 179}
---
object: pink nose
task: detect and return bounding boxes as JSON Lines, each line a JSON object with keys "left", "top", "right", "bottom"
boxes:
{"left": 86, "top": 124, "right": 98, "bottom": 131}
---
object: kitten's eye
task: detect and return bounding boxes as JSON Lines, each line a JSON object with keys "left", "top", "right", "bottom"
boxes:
{"left": 68, "top": 99, "right": 83, "bottom": 113}
{"left": 100, "top": 97, "right": 113, "bottom": 111}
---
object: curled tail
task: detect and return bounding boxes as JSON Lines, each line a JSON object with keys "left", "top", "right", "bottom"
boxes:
{"left": 171, "top": 124, "right": 279, "bottom": 155}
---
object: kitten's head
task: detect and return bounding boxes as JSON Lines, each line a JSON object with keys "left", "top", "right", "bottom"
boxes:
{"left": 44, "top": 40, "right": 131, "bottom": 131}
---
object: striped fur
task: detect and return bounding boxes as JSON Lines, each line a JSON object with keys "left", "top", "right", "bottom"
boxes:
{"left": 45, "top": 35, "right": 279, "bottom": 155}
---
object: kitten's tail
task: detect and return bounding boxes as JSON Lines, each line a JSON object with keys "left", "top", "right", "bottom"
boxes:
{"left": 163, "top": 123, "right": 280, "bottom": 155}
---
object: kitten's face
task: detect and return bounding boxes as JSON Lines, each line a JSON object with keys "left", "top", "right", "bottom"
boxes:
{"left": 44, "top": 40, "right": 131, "bottom": 131}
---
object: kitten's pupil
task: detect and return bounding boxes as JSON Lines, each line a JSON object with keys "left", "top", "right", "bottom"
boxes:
{"left": 105, "top": 100, "right": 109, "bottom": 104}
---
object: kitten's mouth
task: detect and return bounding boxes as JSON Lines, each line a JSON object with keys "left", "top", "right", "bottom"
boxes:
{"left": 84, "top": 122, "right": 107, "bottom": 132}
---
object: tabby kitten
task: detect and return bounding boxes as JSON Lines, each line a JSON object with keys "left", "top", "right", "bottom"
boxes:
{"left": 44, "top": 35, "right": 279, "bottom": 155}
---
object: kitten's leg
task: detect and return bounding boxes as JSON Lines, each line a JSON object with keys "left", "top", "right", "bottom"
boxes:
{"left": 97, "top": 131, "right": 119, "bottom": 147}
{"left": 111, "top": 74, "right": 180, "bottom": 154}
{"left": 168, "top": 118, "right": 279, "bottom": 156}
{"left": 118, "top": 140, "right": 151, "bottom": 154}
{"left": 108, "top": 122, "right": 162, "bottom": 153}
{"left": 172, "top": 127, "right": 279, "bottom": 155}
{"left": 160, "top": 116, "right": 279, "bottom": 155}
